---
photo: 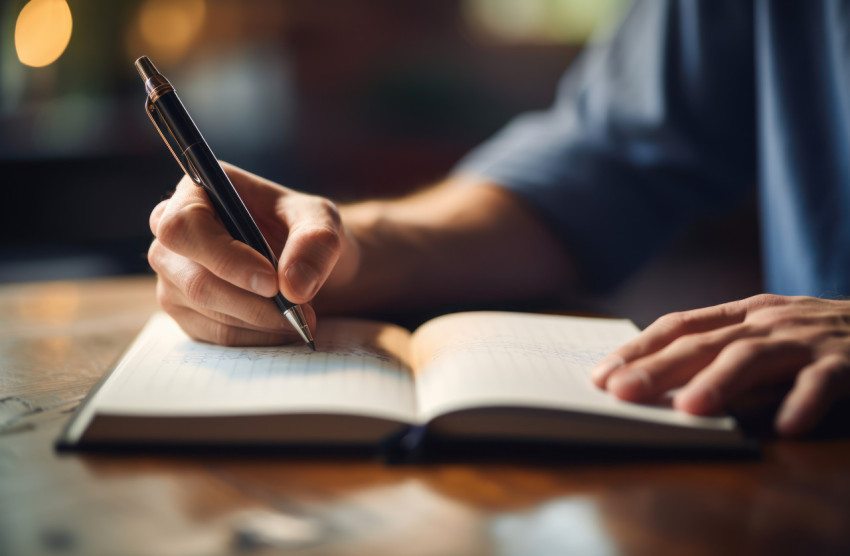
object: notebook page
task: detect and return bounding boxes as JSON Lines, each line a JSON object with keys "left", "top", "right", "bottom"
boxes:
{"left": 411, "top": 312, "right": 736, "bottom": 430}
{"left": 88, "top": 313, "right": 417, "bottom": 423}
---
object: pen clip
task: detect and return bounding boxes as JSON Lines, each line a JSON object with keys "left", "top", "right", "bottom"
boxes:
{"left": 145, "top": 98, "right": 203, "bottom": 186}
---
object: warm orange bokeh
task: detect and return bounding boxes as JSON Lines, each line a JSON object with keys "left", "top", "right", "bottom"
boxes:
{"left": 14, "top": 0, "right": 73, "bottom": 67}
{"left": 134, "top": 0, "right": 206, "bottom": 65}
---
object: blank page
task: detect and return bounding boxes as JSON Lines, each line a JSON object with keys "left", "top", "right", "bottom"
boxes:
{"left": 411, "top": 312, "right": 736, "bottom": 431}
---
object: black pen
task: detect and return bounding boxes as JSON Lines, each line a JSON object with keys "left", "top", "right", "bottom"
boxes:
{"left": 135, "top": 56, "right": 316, "bottom": 350}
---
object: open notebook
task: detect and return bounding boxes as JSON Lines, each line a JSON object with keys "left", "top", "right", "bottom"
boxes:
{"left": 59, "top": 311, "right": 744, "bottom": 452}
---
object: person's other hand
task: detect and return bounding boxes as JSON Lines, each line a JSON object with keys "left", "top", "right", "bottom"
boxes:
{"left": 591, "top": 294, "right": 850, "bottom": 436}
{"left": 147, "top": 162, "right": 358, "bottom": 345}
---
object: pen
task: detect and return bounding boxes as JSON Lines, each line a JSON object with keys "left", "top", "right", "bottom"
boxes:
{"left": 135, "top": 56, "right": 316, "bottom": 350}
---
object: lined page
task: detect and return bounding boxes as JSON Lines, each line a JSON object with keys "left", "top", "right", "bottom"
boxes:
{"left": 411, "top": 312, "right": 735, "bottom": 430}
{"left": 89, "top": 313, "right": 418, "bottom": 424}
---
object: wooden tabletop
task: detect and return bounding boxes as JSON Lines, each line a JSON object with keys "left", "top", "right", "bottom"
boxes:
{"left": 2, "top": 276, "right": 849, "bottom": 556}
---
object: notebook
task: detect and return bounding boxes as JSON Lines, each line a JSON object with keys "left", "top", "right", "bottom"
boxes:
{"left": 58, "top": 311, "right": 745, "bottom": 454}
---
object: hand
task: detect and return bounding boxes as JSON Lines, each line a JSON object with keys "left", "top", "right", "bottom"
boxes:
{"left": 591, "top": 294, "right": 850, "bottom": 436}
{"left": 147, "top": 162, "right": 358, "bottom": 345}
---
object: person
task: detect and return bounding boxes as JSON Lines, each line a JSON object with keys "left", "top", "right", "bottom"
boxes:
{"left": 146, "top": 0, "right": 850, "bottom": 437}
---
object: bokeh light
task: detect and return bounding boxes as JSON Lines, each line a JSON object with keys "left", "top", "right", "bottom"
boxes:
{"left": 133, "top": 0, "right": 206, "bottom": 65}
{"left": 14, "top": 0, "right": 73, "bottom": 67}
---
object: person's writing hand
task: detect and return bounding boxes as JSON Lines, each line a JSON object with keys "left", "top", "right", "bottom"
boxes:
{"left": 147, "top": 162, "right": 357, "bottom": 345}
{"left": 591, "top": 294, "right": 850, "bottom": 436}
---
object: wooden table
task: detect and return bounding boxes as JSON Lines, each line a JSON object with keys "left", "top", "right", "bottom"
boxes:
{"left": 2, "top": 276, "right": 849, "bottom": 555}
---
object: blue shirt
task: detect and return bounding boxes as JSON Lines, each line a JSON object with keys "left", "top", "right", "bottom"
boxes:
{"left": 457, "top": 0, "right": 850, "bottom": 297}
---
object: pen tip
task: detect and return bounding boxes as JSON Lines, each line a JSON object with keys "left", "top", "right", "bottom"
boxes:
{"left": 308, "top": 340, "right": 317, "bottom": 352}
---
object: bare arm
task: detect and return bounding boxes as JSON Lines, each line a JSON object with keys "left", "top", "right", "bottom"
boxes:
{"left": 318, "top": 174, "right": 576, "bottom": 314}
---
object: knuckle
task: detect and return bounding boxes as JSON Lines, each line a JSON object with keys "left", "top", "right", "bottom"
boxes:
{"left": 245, "top": 302, "right": 274, "bottom": 328}
{"left": 655, "top": 311, "right": 696, "bottom": 334}
{"left": 206, "top": 243, "right": 244, "bottom": 279}
{"left": 748, "top": 307, "right": 789, "bottom": 328}
{"left": 155, "top": 214, "right": 182, "bottom": 249}
{"left": 723, "top": 337, "right": 766, "bottom": 360}
{"left": 747, "top": 293, "right": 785, "bottom": 308}
{"left": 149, "top": 212, "right": 159, "bottom": 237}
{"left": 654, "top": 311, "right": 683, "bottom": 329}
{"left": 290, "top": 223, "right": 341, "bottom": 264}
{"left": 149, "top": 200, "right": 169, "bottom": 234}
{"left": 147, "top": 241, "right": 163, "bottom": 273}
{"left": 308, "top": 225, "right": 342, "bottom": 255}
{"left": 670, "top": 333, "right": 714, "bottom": 355}
{"left": 309, "top": 195, "right": 342, "bottom": 225}
{"left": 210, "top": 321, "right": 240, "bottom": 346}
{"left": 157, "top": 202, "right": 205, "bottom": 249}
{"left": 182, "top": 268, "right": 212, "bottom": 308}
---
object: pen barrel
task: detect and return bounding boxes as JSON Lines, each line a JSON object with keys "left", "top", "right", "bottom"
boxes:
{"left": 147, "top": 90, "right": 205, "bottom": 153}
{"left": 185, "top": 144, "right": 291, "bottom": 306}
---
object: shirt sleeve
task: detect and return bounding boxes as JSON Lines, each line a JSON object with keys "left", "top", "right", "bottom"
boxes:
{"left": 454, "top": 0, "right": 757, "bottom": 292}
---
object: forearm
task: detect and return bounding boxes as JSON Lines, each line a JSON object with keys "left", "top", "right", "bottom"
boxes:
{"left": 315, "top": 175, "right": 577, "bottom": 315}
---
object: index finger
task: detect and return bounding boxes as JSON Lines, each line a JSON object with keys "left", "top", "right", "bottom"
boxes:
{"left": 591, "top": 299, "right": 750, "bottom": 388}
{"left": 153, "top": 175, "right": 279, "bottom": 297}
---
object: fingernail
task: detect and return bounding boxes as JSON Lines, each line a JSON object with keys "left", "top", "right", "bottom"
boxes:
{"left": 591, "top": 355, "right": 625, "bottom": 386}
{"left": 251, "top": 272, "right": 278, "bottom": 296}
{"left": 285, "top": 262, "right": 320, "bottom": 299}
{"left": 608, "top": 368, "right": 652, "bottom": 398}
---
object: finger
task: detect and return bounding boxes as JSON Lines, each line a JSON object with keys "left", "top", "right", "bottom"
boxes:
{"left": 166, "top": 304, "right": 295, "bottom": 346}
{"left": 154, "top": 177, "right": 279, "bottom": 297}
{"left": 591, "top": 294, "right": 788, "bottom": 388}
{"left": 156, "top": 274, "right": 286, "bottom": 335}
{"left": 277, "top": 195, "right": 343, "bottom": 303}
{"left": 605, "top": 322, "right": 761, "bottom": 402}
{"left": 149, "top": 199, "right": 169, "bottom": 235}
{"left": 591, "top": 302, "right": 749, "bottom": 387}
{"left": 775, "top": 354, "right": 850, "bottom": 437}
{"left": 672, "top": 337, "right": 811, "bottom": 415}
{"left": 157, "top": 273, "right": 318, "bottom": 346}
{"left": 149, "top": 240, "right": 288, "bottom": 331}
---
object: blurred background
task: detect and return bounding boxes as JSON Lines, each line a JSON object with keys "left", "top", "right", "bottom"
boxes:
{"left": 0, "top": 0, "right": 625, "bottom": 279}
{"left": 0, "top": 0, "right": 759, "bottom": 324}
